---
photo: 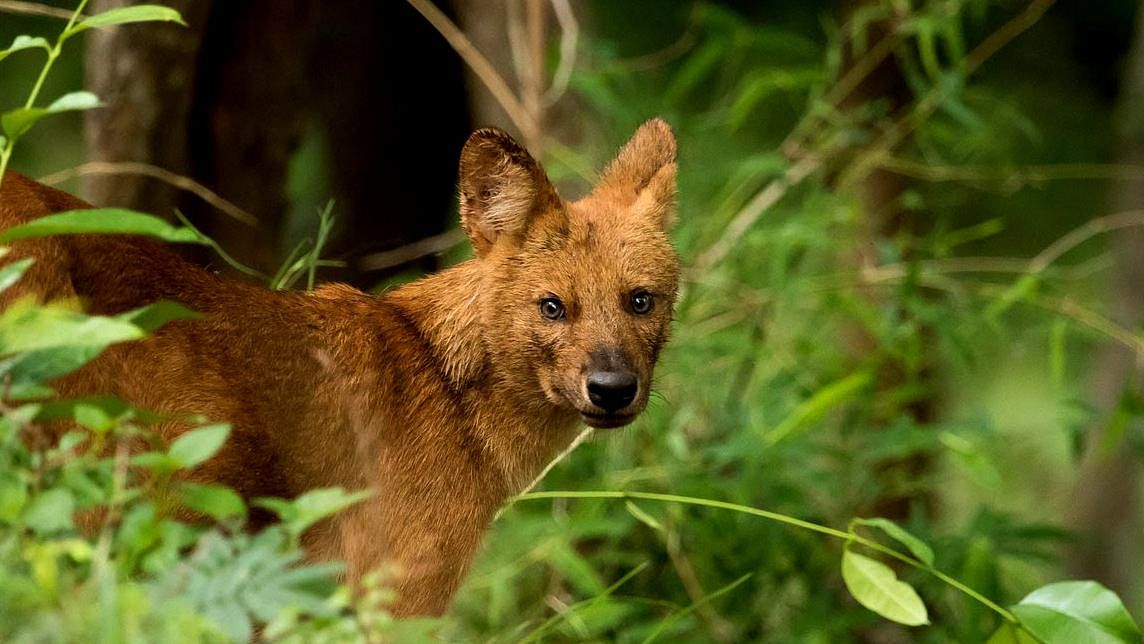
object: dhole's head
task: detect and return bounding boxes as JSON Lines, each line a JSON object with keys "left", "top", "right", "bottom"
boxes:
{"left": 458, "top": 119, "right": 678, "bottom": 429}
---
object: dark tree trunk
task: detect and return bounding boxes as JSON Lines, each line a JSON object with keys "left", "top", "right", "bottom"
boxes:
{"left": 84, "top": 0, "right": 469, "bottom": 282}
{"left": 1068, "top": 3, "right": 1144, "bottom": 611}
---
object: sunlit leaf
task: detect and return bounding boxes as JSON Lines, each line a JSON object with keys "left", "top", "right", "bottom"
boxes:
{"left": 181, "top": 483, "right": 246, "bottom": 522}
{"left": 0, "top": 258, "right": 33, "bottom": 293}
{"left": 0, "top": 208, "right": 203, "bottom": 244}
{"left": 23, "top": 488, "right": 75, "bottom": 535}
{"left": 168, "top": 424, "right": 231, "bottom": 469}
{"left": 0, "top": 35, "right": 50, "bottom": 62}
{"left": 255, "top": 487, "right": 371, "bottom": 536}
{"left": 67, "top": 5, "right": 186, "bottom": 37}
{"left": 841, "top": 549, "right": 929, "bottom": 626}
{"left": 1011, "top": 581, "right": 1142, "bottom": 644}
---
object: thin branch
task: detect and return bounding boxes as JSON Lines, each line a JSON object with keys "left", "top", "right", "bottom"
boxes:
{"left": 38, "top": 161, "right": 258, "bottom": 227}
{"left": 357, "top": 228, "right": 467, "bottom": 272}
{"left": 876, "top": 157, "right": 1144, "bottom": 185}
{"left": 1029, "top": 210, "right": 1144, "bottom": 273}
{"left": 694, "top": 152, "right": 824, "bottom": 272}
{"left": 406, "top": 0, "right": 537, "bottom": 142}
{"left": 0, "top": 0, "right": 81, "bottom": 20}
{"left": 543, "top": 0, "right": 578, "bottom": 106}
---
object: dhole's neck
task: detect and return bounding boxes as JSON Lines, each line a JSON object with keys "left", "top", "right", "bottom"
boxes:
{"left": 384, "top": 261, "right": 582, "bottom": 491}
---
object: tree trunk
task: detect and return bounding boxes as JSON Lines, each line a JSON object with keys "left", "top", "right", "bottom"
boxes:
{"left": 1068, "top": 4, "right": 1144, "bottom": 613}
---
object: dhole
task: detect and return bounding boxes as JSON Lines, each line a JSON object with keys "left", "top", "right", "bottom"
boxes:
{"left": 0, "top": 118, "right": 679, "bottom": 616}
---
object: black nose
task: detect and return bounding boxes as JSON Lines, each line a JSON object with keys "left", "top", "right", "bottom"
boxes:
{"left": 586, "top": 371, "right": 638, "bottom": 412}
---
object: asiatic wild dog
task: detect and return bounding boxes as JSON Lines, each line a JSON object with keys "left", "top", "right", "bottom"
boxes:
{"left": 0, "top": 119, "right": 679, "bottom": 615}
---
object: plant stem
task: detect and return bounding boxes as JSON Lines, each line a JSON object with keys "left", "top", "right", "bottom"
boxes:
{"left": 513, "top": 490, "right": 1019, "bottom": 623}
{"left": 23, "top": 0, "right": 88, "bottom": 110}
{"left": 0, "top": 0, "right": 89, "bottom": 193}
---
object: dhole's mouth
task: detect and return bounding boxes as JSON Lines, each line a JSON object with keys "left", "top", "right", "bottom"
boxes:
{"left": 579, "top": 410, "right": 637, "bottom": 429}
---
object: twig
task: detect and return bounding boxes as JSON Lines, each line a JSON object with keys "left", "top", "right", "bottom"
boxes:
{"left": 406, "top": 0, "right": 537, "bottom": 142}
{"left": 0, "top": 0, "right": 80, "bottom": 20}
{"left": 839, "top": 0, "right": 1056, "bottom": 189}
{"left": 694, "top": 152, "right": 823, "bottom": 272}
{"left": 1028, "top": 210, "right": 1144, "bottom": 273}
{"left": 494, "top": 427, "right": 594, "bottom": 522}
{"left": 357, "top": 228, "right": 467, "bottom": 272}
{"left": 543, "top": 0, "right": 578, "bottom": 106}
{"left": 876, "top": 157, "right": 1144, "bottom": 186}
{"left": 38, "top": 161, "right": 258, "bottom": 227}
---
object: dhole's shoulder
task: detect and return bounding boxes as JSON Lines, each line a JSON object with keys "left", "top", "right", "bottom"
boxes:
{"left": 0, "top": 172, "right": 89, "bottom": 226}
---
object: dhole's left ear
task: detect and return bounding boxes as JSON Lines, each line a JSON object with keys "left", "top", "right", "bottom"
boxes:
{"left": 458, "top": 128, "right": 560, "bottom": 256}
{"left": 593, "top": 118, "right": 678, "bottom": 231}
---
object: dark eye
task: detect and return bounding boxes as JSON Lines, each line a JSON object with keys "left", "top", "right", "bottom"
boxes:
{"left": 539, "top": 296, "right": 565, "bottom": 320}
{"left": 630, "top": 289, "right": 654, "bottom": 315}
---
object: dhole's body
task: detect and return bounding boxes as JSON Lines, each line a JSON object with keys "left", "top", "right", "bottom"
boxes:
{"left": 0, "top": 119, "right": 679, "bottom": 615}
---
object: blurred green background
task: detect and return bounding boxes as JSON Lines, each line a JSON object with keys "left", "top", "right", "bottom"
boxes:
{"left": 3, "top": 0, "right": 1144, "bottom": 640}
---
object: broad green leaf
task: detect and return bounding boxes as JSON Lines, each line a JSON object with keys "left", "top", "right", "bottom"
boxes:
{"left": 256, "top": 487, "right": 371, "bottom": 536}
{"left": 0, "top": 475, "right": 28, "bottom": 522}
{"left": 168, "top": 424, "right": 231, "bottom": 469}
{"left": 2, "top": 107, "right": 48, "bottom": 140}
{"left": 0, "top": 92, "right": 101, "bottom": 140}
{"left": 73, "top": 404, "right": 113, "bottom": 432}
{"left": 181, "top": 483, "right": 246, "bottom": 521}
{"left": 23, "top": 488, "right": 75, "bottom": 535}
{"left": 0, "top": 208, "right": 203, "bottom": 244}
{"left": 47, "top": 91, "right": 101, "bottom": 113}
{"left": 841, "top": 549, "right": 929, "bottom": 626}
{"left": 0, "top": 302, "right": 143, "bottom": 353}
{"left": 0, "top": 258, "right": 33, "bottom": 293}
{"left": 119, "top": 300, "right": 200, "bottom": 332}
{"left": 0, "top": 35, "right": 50, "bottom": 62}
{"left": 852, "top": 517, "right": 934, "bottom": 566}
{"left": 67, "top": 5, "right": 186, "bottom": 36}
{"left": 1011, "top": 581, "right": 1142, "bottom": 644}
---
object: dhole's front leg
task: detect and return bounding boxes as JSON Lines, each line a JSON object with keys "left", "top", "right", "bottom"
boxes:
{"left": 315, "top": 494, "right": 488, "bottom": 616}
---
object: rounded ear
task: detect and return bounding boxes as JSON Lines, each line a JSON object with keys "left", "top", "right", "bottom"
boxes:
{"left": 458, "top": 128, "right": 559, "bottom": 256}
{"left": 592, "top": 118, "right": 678, "bottom": 230}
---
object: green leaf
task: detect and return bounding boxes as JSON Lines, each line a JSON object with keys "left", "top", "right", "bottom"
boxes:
{"left": 23, "top": 488, "right": 75, "bottom": 535}
{"left": 0, "top": 208, "right": 203, "bottom": 244}
{"left": 841, "top": 549, "right": 929, "bottom": 626}
{"left": 0, "top": 258, "right": 34, "bottom": 293}
{"left": 0, "top": 35, "right": 50, "bottom": 62}
{"left": 0, "top": 302, "right": 143, "bottom": 354}
{"left": 47, "top": 91, "right": 101, "bottom": 113}
{"left": 67, "top": 5, "right": 186, "bottom": 36}
{"left": 0, "top": 476, "right": 28, "bottom": 523}
{"left": 181, "top": 483, "right": 246, "bottom": 522}
{"left": 852, "top": 517, "right": 934, "bottom": 566}
{"left": 1011, "top": 581, "right": 1142, "bottom": 644}
{"left": 118, "top": 300, "right": 200, "bottom": 332}
{"left": 0, "top": 92, "right": 101, "bottom": 140}
{"left": 767, "top": 370, "right": 874, "bottom": 444}
{"left": 255, "top": 487, "right": 371, "bottom": 536}
{"left": 168, "top": 424, "right": 231, "bottom": 469}
{"left": 73, "top": 403, "right": 112, "bottom": 432}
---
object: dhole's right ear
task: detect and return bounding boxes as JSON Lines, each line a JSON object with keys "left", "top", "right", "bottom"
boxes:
{"left": 458, "top": 128, "right": 559, "bottom": 256}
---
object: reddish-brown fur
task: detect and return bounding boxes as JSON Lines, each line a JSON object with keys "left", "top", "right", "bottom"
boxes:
{"left": 0, "top": 119, "right": 678, "bottom": 615}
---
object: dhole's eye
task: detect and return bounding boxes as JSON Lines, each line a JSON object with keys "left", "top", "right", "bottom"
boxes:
{"left": 630, "top": 289, "right": 654, "bottom": 315}
{"left": 539, "top": 296, "right": 566, "bottom": 321}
